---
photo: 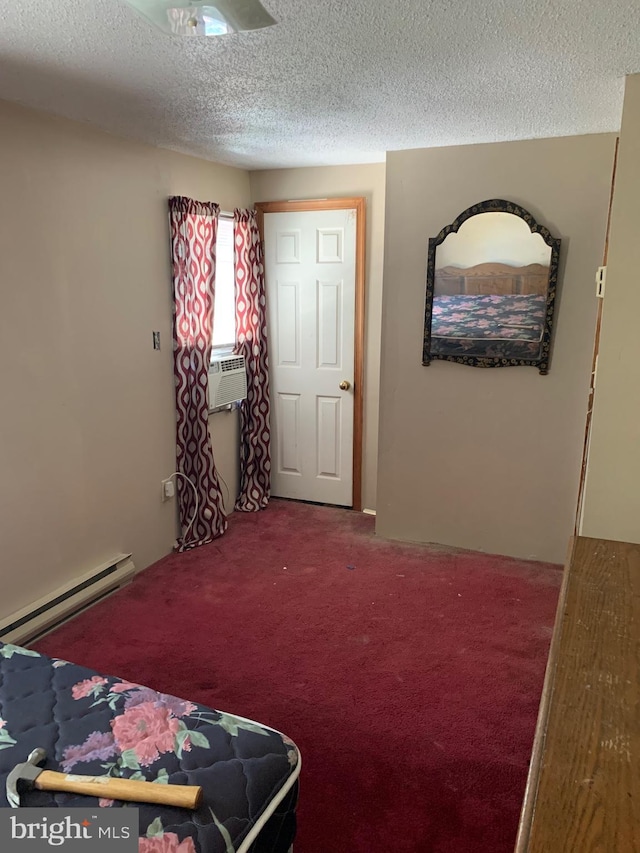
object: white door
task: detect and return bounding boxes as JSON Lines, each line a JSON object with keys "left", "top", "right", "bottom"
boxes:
{"left": 265, "top": 208, "right": 356, "bottom": 506}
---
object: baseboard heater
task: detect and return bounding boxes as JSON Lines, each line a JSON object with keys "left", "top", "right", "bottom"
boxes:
{"left": 0, "top": 554, "right": 136, "bottom": 646}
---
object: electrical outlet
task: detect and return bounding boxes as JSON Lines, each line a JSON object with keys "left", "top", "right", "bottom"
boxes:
{"left": 153, "top": 331, "right": 161, "bottom": 350}
{"left": 161, "top": 478, "right": 175, "bottom": 501}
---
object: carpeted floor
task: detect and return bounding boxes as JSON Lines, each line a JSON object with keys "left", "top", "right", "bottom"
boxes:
{"left": 34, "top": 500, "right": 561, "bottom": 852}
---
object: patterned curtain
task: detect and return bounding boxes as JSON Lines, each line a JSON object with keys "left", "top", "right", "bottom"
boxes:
{"left": 169, "top": 196, "right": 227, "bottom": 549}
{"left": 234, "top": 209, "right": 271, "bottom": 511}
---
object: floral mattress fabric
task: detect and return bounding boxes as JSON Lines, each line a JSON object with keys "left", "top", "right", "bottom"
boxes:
{"left": 0, "top": 643, "right": 299, "bottom": 853}
{"left": 431, "top": 294, "right": 546, "bottom": 358}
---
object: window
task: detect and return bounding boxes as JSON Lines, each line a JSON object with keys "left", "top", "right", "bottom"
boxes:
{"left": 212, "top": 216, "right": 236, "bottom": 352}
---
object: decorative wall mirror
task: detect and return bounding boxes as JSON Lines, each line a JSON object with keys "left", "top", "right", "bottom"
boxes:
{"left": 422, "top": 199, "right": 561, "bottom": 373}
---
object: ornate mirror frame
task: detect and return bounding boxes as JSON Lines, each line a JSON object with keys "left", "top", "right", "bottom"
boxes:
{"left": 422, "top": 199, "right": 561, "bottom": 374}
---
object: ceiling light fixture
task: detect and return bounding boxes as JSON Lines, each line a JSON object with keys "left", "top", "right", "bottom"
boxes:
{"left": 121, "top": 0, "right": 277, "bottom": 36}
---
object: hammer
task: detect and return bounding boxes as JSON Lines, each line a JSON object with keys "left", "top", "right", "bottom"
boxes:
{"left": 7, "top": 748, "right": 202, "bottom": 809}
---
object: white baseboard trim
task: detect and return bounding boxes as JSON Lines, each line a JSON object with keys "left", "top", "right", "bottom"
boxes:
{"left": 0, "top": 554, "right": 136, "bottom": 645}
{"left": 362, "top": 508, "right": 377, "bottom": 516}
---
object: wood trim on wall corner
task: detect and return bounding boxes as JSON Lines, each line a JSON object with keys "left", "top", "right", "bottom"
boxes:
{"left": 574, "top": 136, "right": 619, "bottom": 534}
{"left": 255, "top": 197, "right": 367, "bottom": 512}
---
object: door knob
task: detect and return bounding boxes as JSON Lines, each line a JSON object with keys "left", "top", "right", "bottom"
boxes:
{"left": 339, "top": 380, "right": 351, "bottom": 391}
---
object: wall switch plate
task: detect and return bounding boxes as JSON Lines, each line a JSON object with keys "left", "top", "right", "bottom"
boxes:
{"left": 153, "top": 331, "right": 161, "bottom": 350}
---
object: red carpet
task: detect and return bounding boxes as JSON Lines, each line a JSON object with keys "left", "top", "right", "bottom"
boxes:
{"left": 34, "top": 500, "right": 561, "bottom": 852}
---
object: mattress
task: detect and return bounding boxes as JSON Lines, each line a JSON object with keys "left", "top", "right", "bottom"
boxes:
{"left": 431, "top": 293, "right": 546, "bottom": 359}
{"left": 0, "top": 643, "right": 300, "bottom": 853}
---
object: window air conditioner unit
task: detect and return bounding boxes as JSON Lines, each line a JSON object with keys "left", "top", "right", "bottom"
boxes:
{"left": 208, "top": 353, "right": 247, "bottom": 410}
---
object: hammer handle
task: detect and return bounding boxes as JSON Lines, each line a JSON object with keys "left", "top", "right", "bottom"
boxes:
{"left": 35, "top": 770, "right": 202, "bottom": 810}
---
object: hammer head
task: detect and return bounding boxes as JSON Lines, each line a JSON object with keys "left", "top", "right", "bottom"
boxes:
{"left": 6, "top": 748, "right": 47, "bottom": 807}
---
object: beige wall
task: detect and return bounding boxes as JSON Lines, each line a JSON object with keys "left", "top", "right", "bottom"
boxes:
{"left": 0, "top": 100, "right": 250, "bottom": 622}
{"left": 249, "top": 164, "right": 386, "bottom": 511}
{"left": 581, "top": 75, "right": 640, "bottom": 542}
{"left": 377, "top": 134, "right": 616, "bottom": 563}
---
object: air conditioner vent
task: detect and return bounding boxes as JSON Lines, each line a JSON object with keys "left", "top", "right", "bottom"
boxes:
{"left": 209, "top": 353, "right": 248, "bottom": 409}
{"left": 220, "top": 356, "right": 245, "bottom": 372}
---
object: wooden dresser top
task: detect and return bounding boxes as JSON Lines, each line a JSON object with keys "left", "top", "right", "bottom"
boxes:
{"left": 516, "top": 536, "right": 640, "bottom": 853}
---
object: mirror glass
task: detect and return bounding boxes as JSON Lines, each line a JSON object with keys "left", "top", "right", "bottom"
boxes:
{"left": 423, "top": 201, "right": 560, "bottom": 373}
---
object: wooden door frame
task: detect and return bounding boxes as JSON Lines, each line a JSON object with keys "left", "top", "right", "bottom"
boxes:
{"left": 256, "top": 197, "right": 366, "bottom": 512}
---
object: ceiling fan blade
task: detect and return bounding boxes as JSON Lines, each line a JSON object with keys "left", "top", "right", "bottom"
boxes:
{"left": 213, "top": 0, "right": 277, "bottom": 32}
{"left": 120, "top": 0, "right": 277, "bottom": 35}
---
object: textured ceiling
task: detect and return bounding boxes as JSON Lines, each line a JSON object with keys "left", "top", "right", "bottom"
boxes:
{"left": 0, "top": 0, "right": 639, "bottom": 169}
